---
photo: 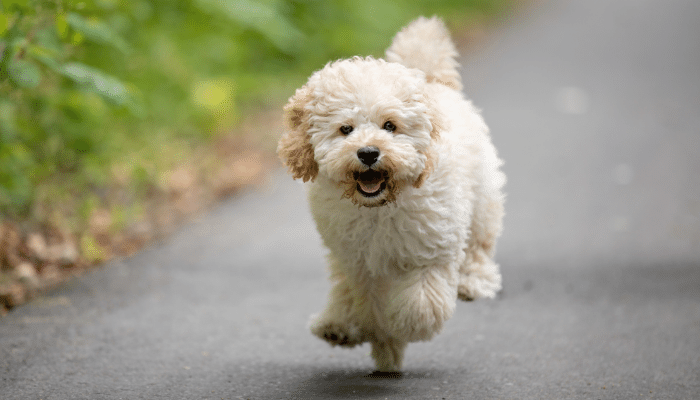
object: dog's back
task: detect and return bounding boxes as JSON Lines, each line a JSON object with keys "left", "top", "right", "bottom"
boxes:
{"left": 385, "top": 16, "right": 463, "bottom": 91}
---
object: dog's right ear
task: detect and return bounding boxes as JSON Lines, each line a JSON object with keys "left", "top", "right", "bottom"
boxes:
{"left": 278, "top": 85, "right": 318, "bottom": 182}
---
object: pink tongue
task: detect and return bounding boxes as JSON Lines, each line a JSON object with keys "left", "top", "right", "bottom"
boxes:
{"left": 359, "top": 180, "right": 382, "bottom": 194}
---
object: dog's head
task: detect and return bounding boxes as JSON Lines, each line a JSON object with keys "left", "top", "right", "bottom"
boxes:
{"left": 278, "top": 57, "right": 442, "bottom": 207}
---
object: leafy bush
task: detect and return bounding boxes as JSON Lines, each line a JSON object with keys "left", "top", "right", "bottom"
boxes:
{"left": 1, "top": 0, "right": 143, "bottom": 218}
{"left": 1, "top": 0, "right": 508, "bottom": 224}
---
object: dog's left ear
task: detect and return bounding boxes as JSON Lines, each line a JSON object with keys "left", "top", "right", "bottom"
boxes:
{"left": 426, "top": 92, "right": 444, "bottom": 141}
{"left": 413, "top": 96, "right": 443, "bottom": 188}
{"left": 278, "top": 84, "right": 318, "bottom": 182}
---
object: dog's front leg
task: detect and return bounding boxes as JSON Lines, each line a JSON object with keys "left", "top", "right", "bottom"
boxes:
{"left": 370, "top": 336, "right": 408, "bottom": 372}
{"left": 384, "top": 264, "right": 458, "bottom": 343}
{"left": 309, "top": 261, "right": 366, "bottom": 348}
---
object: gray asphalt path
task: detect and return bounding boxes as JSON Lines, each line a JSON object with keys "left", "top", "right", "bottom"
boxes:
{"left": 2, "top": 0, "right": 700, "bottom": 399}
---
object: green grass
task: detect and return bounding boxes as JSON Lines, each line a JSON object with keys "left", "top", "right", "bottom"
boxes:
{"left": 0, "top": 0, "right": 511, "bottom": 232}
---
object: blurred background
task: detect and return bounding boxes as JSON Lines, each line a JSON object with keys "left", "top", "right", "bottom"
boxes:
{"left": 0, "top": 0, "right": 514, "bottom": 311}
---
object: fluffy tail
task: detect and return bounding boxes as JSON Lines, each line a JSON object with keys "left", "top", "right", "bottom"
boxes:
{"left": 385, "top": 16, "right": 463, "bottom": 91}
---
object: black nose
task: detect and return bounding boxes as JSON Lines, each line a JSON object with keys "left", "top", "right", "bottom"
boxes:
{"left": 357, "top": 146, "right": 380, "bottom": 166}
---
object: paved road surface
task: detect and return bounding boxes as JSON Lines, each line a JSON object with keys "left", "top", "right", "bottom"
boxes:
{"left": 2, "top": 0, "right": 699, "bottom": 398}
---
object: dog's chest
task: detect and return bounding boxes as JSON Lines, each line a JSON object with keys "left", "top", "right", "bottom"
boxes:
{"left": 316, "top": 200, "right": 465, "bottom": 274}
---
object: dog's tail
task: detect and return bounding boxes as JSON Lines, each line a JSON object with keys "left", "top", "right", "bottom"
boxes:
{"left": 385, "top": 16, "right": 462, "bottom": 91}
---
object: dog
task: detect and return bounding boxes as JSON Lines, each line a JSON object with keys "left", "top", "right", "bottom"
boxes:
{"left": 278, "top": 16, "right": 506, "bottom": 372}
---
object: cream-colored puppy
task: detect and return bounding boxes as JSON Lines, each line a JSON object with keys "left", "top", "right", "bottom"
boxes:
{"left": 278, "top": 16, "right": 506, "bottom": 372}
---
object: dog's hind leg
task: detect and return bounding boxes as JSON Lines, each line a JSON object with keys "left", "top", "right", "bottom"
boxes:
{"left": 457, "top": 249, "right": 501, "bottom": 301}
{"left": 458, "top": 196, "right": 504, "bottom": 301}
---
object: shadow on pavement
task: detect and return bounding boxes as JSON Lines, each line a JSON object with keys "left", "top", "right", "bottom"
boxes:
{"left": 287, "top": 368, "right": 461, "bottom": 400}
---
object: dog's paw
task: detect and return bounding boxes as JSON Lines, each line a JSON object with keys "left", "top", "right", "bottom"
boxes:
{"left": 309, "top": 315, "right": 364, "bottom": 347}
{"left": 457, "top": 268, "right": 502, "bottom": 301}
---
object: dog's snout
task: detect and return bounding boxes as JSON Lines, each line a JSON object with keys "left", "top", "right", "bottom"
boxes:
{"left": 357, "top": 146, "right": 380, "bottom": 166}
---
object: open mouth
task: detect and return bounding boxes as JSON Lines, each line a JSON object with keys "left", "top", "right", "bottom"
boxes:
{"left": 354, "top": 170, "right": 386, "bottom": 197}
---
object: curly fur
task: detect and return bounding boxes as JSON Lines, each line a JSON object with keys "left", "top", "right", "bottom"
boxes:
{"left": 278, "top": 16, "right": 506, "bottom": 372}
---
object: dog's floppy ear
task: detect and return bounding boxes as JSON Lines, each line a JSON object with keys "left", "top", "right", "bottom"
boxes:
{"left": 413, "top": 96, "right": 443, "bottom": 188}
{"left": 278, "top": 85, "right": 318, "bottom": 182}
{"left": 426, "top": 95, "right": 443, "bottom": 141}
{"left": 413, "top": 147, "right": 436, "bottom": 188}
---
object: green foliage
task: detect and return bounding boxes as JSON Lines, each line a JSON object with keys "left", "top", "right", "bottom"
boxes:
{"left": 0, "top": 0, "right": 509, "bottom": 222}
{"left": 0, "top": 0, "right": 139, "bottom": 218}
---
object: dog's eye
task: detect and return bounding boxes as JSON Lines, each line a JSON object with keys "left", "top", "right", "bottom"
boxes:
{"left": 339, "top": 125, "right": 354, "bottom": 135}
{"left": 383, "top": 121, "right": 397, "bottom": 132}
